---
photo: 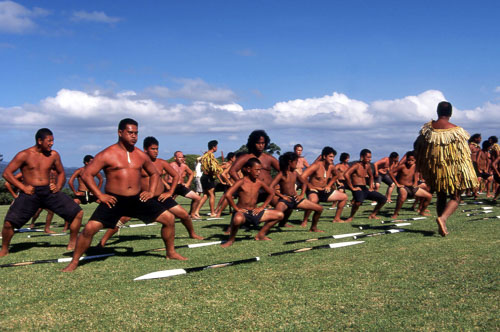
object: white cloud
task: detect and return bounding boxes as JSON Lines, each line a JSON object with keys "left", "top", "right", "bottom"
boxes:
{"left": 495, "top": 86, "right": 500, "bottom": 93}
{"left": 0, "top": 1, "right": 49, "bottom": 34}
{"left": 146, "top": 78, "right": 238, "bottom": 104}
{"left": 1, "top": 87, "right": 498, "bottom": 165}
{"left": 71, "top": 10, "right": 121, "bottom": 24}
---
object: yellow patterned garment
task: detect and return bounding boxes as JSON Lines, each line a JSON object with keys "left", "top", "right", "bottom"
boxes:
{"left": 414, "top": 121, "right": 479, "bottom": 194}
{"left": 200, "top": 151, "right": 223, "bottom": 178}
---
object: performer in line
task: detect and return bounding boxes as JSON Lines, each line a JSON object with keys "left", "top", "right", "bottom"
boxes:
{"left": 1, "top": 128, "right": 83, "bottom": 257}
{"left": 63, "top": 119, "right": 186, "bottom": 272}
{"left": 414, "top": 101, "right": 479, "bottom": 236}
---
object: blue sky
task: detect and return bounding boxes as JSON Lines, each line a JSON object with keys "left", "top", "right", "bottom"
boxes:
{"left": 1, "top": 0, "right": 499, "bottom": 166}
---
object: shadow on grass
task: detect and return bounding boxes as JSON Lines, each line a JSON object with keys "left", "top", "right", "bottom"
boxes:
{"left": 8, "top": 242, "right": 67, "bottom": 253}
{"left": 350, "top": 224, "right": 435, "bottom": 236}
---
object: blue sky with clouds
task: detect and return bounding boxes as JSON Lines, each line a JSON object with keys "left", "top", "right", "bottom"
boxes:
{"left": 1, "top": 0, "right": 499, "bottom": 166}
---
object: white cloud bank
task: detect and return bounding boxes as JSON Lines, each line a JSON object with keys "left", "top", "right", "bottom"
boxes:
{"left": 1, "top": 84, "right": 498, "bottom": 164}
{"left": 0, "top": 1, "right": 49, "bottom": 33}
{"left": 71, "top": 10, "right": 121, "bottom": 24}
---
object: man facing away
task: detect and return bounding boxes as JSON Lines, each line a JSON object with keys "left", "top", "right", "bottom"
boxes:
{"left": 1, "top": 128, "right": 83, "bottom": 257}
{"left": 63, "top": 119, "right": 186, "bottom": 272}
{"left": 414, "top": 101, "right": 478, "bottom": 236}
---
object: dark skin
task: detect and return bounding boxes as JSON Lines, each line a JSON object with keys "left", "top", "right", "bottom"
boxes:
{"left": 63, "top": 125, "right": 186, "bottom": 272}
{"left": 1, "top": 135, "right": 83, "bottom": 256}
{"left": 68, "top": 159, "right": 104, "bottom": 203}
{"left": 229, "top": 137, "right": 280, "bottom": 186}
{"left": 389, "top": 155, "right": 432, "bottom": 219}
{"left": 271, "top": 159, "right": 324, "bottom": 231}
{"left": 98, "top": 144, "right": 203, "bottom": 247}
{"left": 221, "top": 163, "right": 283, "bottom": 247}
{"left": 344, "top": 152, "right": 385, "bottom": 221}
{"left": 169, "top": 151, "right": 201, "bottom": 217}
{"left": 492, "top": 156, "right": 500, "bottom": 201}
{"left": 301, "top": 153, "right": 348, "bottom": 224}
{"left": 374, "top": 156, "right": 398, "bottom": 202}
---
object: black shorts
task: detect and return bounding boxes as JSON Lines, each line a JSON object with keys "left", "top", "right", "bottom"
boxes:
{"left": 351, "top": 185, "right": 388, "bottom": 204}
{"left": 375, "top": 173, "right": 394, "bottom": 186}
{"left": 306, "top": 189, "right": 332, "bottom": 203}
{"left": 5, "top": 186, "right": 82, "bottom": 229}
{"left": 494, "top": 173, "right": 500, "bottom": 184}
{"left": 337, "top": 180, "right": 347, "bottom": 191}
{"left": 157, "top": 196, "right": 178, "bottom": 210}
{"left": 278, "top": 196, "right": 304, "bottom": 210}
{"left": 173, "top": 184, "right": 192, "bottom": 197}
{"left": 76, "top": 191, "right": 98, "bottom": 204}
{"left": 201, "top": 174, "right": 216, "bottom": 191}
{"left": 233, "top": 210, "right": 265, "bottom": 227}
{"left": 398, "top": 186, "right": 419, "bottom": 199}
{"left": 89, "top": 193, "right": 169, "bottom": 229}
{"left": 479, "top": 172, "right": 491, "bottom": 180}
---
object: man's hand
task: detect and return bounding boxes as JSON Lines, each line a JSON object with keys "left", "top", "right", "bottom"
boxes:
{"left": 157, "top": 192, "right": 171, "bottom": 202}
{"left": 22, "top": 185, "right": 35, "bottom": 195}
{"left": 49, "top": 183, "right": 59, "bottom": 193}
{"left": 252, "top": 206, "right": 265, "bottom": 216}
{"left": 139, "top": 191, "right": 154, "bottom": 202}
{"left": 99, "top": 194, "right": 118, "bottom": 208}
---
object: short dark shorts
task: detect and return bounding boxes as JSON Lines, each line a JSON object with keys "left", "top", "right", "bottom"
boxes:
{"left": 278, "top": 196, "right": 304, "bottom": 210}
{"left": 337, "top": 180, "right": 347, "bottom": 191}
{"left": 398, "top": 186, "right": 419, "bottom": 199}
{"left": 201, "top": 174, "right": 216, "bottom": 191}
{"left": 473, "top": 162, "right": 480, "bottom": 176}
{"left": 375, "top": 173, "right": 394, "bottom": 186}
{"left": 233, "top": 210, "right": 265, "bottom": 227}
{"left": 306, "top": 189, "right": 332, "bottom": 203}
{"left": 76, "top": 191, "right": 98, "bottom": 204}
{"left": 351, "top": 185, "right": 388, "bottom": 204}
{"left": 479, "top": 172, "right": 492, "bottom": 180}
{"left": 158, "top": 196, "right": 179, "bottom": 210}
{"left": 174, "top": 184, "right": 192, "bottom": 197}
{"left": 494, "top": 173, "right": 500, "bottom": 184}
{"left": 89, "top": 193, "right": 169, "bottom": 229}
{"left": 5, "top": 186, "right": 82, "bottom": 229}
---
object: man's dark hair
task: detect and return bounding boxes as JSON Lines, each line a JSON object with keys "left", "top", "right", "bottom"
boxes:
{"left": 246, "top": 130, "right": 270, "bottom": 154}
{"left": 321, "top": 146, "right": 336, "bottom": 158}
{"left": 389, "top": 152, "right": 399, "bottom": 159}
{"left": 360, "top": 149, "right": 371, "bottom": 157}
{"left": 437, "top": 101, "right": 452, "bottom": 117}
{"left": 83, "top": 155, "right": 94, "bottom": 163}
{"left": 340, "top": 152, "right": 350, "bottom": 162}
{"left": 208, "top": 140, "right": 218, "bottom": 150}
{"left": 488, "top": 136, "right": 498, "bottom": 144}
{"left": 405, "top": 151, "right": 415, "bottom": 159}
{"left": 469, "top": 133, "right": 481, "bottom": 143}
{"left": 279, "top": 152, "right": 299, "bottom": 175}
{"left": 35, "top": 128, "right": 53, "bottom": 143}
{"left": 143, "top": 136, "right": 159, "bottom": 149}
{"left": 293, "top": 144, "right": 303, "bottom": 151}
{"left": 242, "top": 157, "right": 261, "bottom": 175}
{"left": 227, "top": 152, "right": 235, "bottom": 160}
{"left": 235, "top": 152, "right": 246, "bottom": 159}
{"left": 118, "top": 118, "right": 138, "bottom": 130}
{"left": 482, "top": 141, "right": 491, "bottom": 151}
{"left": 174, "top": 151, "right": 182, "bottom": 157}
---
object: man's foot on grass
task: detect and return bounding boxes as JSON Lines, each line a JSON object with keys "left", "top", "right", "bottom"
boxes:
{"left": 279, "top": 223, "right": 294, "bottom": 228}
{"left": 368, "top": 214, "right": 380, "bottom": 220}
{"left": 309, "top": 228, "right": 324, "bottom": 233}
{"left": 419, "top": 211, "right": 431, "bottom": 217}
{"left": 62, "top": 262, "right": 78, "bottom": 272}
{"left": 255, "top": 235, "right": 271, "bottom": 241}
{"left": 166, "top": 252, "right": 188, "bottom": 260}
{"left": 221, "top": 240, "right": 234, "bottom": 248}
{"left": 391, "top": 214, "right": 399, "bottom": 219}
{"left": 44, "top": 229, "right": 57, "bottom": 234}
{"left": 300, "top": 221, "right": 308, "bottom": 227}
{"left": 190, "top": 233, "right": 204, "bottom": 240}
{"left": 436, "top": 217, "right": 449, "bottom": 237}
{"left": 0, "top": 249, "right": 9, "bottom": 257}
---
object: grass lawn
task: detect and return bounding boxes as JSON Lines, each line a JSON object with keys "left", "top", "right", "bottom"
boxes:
{"left": 0, "top": 190, "right": 498, "bottom": 331}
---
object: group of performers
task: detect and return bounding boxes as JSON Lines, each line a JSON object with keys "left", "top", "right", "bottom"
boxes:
{"left": 1, "top": 101, "right": 496, "bottom": 271}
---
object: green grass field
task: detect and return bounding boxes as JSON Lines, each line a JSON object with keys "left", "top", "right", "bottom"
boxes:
{"left": 0, "top": 190, "right": 498, "bottom": 331}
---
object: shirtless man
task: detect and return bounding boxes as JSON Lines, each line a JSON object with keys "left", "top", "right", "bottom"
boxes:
{"left": 389, "top": 151, "right": 432, "bottom": 219}
{"left": 294, "top": 144, "right": 310, "bottom": 175}
{"left": 69, "top": 155, "right": 103, "bottom": 205}
{"left": 492, "top": 156, "right": 500, "bottom": 201}
{"left": 221, "top": 158, "right": 283, "bottom": 247}
{"left": 271, "top": 152, "right": 323, "bottom": 230}
{"left": 4, "top": 172, "right": 55, "bottom": 233}
{"left": 335, "top": 152, "right": 350, "bottom": 192}
{"left": 301, "top": 147, "right": 348, "bottom": 225}
{"left": 229, "top": 130, "right": 280, "bottom": 204}
{"left": 214, "top": 152, "right": 236, "bottom": 217}
{"left": 476, "top": 141, "right": 493, "bottom": 197}
{"left": 373, "top": 152, "right": 399, "bottom": 203}
{"left": 169, "top": 151, "right": 202, "bottom": 218}
{"left": 63, "top": 119, "right": 186, "bottom": 272}
{"left": 1, "top": 128, "right": 83, "bottom": 257}
{"left": 344, "top": 149, "right": 387, "bottom": 221}
{"left": 98, "top": 138, "right": 203, "bottom": 247}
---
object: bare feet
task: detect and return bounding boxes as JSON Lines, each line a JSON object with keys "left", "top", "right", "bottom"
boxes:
{"left": 44, "top": 229, "right": 57, "bottom": 234}
{"left": 368, "top": 214, "right": 380, "bottom": 220}
{"left": 190, "top": 233, "right": 205, "bottom": 240}
{"left": 345, "top": 217, "right": 354, "bottom": 222}
{"left": 255, "top": 235, "right": 271, "bottom": 241}
{"left": 436, "top": 217, "right": 449, "bottom": 237}
{"left": 62, "top": 262, "right": 78, "bottom": 272}
{"left": 0, "top": 249, "right": 9, "bottom": 257}
{"left": 309, "top": 228, "right": 324, "bottom": 233}
{"left": 66, "top": 241, "right": 76, "bottom": 251}
{"left": 166, "top": 252, "right": 188, "bottom": 260}
{"left": 221, "top": 240, "right": 234, "bottom": 248}
{"left": 300, "top": 221, "right": 308, "bottom": 227}
{"left": 419, "top": 211, "right": 431, "bottom": 216}
{"left": 391, "top": 214, "right": 398, "bottom": 219}
{"left": 332, "top": 218, "right": 346, "bottom": 223}
{"left": 280, "top": 223, "right": 294, "bottom": 228}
